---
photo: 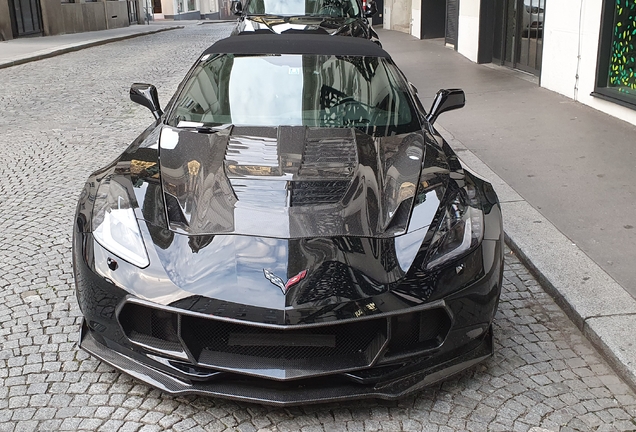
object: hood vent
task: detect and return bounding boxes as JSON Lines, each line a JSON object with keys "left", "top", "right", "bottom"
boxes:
{"left": 290, "top": 180, "right": 350, "bottom": 206}
{"left": 298, "top": 135, "right": 357, "bottom": 178}
{"left": 225, "top": 135, "right": 280, "bottom": 177}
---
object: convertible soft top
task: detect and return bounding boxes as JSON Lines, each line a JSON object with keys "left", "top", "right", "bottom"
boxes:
{"left": 202, "top": 33, "right": 390, "bottom": 58}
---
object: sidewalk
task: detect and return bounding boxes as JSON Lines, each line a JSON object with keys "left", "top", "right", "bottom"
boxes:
{"left": 378, "top": 29, "right": 636, "bottom": 390}
{"left": 2, "top": 24, "right": 636, "bottom": 393}
{"left": 0, "top": 22, "right": 185, "bottom": 69}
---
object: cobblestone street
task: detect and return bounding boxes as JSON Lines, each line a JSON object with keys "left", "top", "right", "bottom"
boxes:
{"left": 1, "top": 23, "right": 636, "bottom": 431}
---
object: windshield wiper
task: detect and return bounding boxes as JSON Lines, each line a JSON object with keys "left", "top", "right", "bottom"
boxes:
{"left": 176, "top": 121, "right": 232, "bottom": 134}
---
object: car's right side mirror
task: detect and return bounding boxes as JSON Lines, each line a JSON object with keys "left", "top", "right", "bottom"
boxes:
{"left": 425, "top": 88, "right": 465, "bottom": 125}
{"left": 231, "top": 0, "right": 243, "bottom": 15}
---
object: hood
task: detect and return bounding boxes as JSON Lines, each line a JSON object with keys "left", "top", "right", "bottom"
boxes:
{"left": 158, "top": 125, "right": 447, "bottom": 239}
{"left": 241, "top": 15, "right": 368, "bottom": 38}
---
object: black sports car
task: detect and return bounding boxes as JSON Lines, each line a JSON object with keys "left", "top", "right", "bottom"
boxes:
{"left": 229, "top": 0, "right": 381, "bottom": 46}
{"left": 73, "top": 33, "right": 503, "bottom": 406}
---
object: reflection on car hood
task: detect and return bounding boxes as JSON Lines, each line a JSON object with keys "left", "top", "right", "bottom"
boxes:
{"left": 158, "top": 125, "right": 448, "bottom": 239}
{"left": 241, "top": 15, "right": 368, "bottom": 37}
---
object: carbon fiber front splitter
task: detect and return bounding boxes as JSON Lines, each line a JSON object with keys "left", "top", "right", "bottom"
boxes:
{"left": 79, "top": 319, "right": 493, "bottom": 406}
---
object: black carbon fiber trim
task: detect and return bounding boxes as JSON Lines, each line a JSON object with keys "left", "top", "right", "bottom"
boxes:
{"left": 79, "top": 319, "right": 493, "bottom": 406}
{"left": 118, "top": 302, "right": 391, "bottom": 380}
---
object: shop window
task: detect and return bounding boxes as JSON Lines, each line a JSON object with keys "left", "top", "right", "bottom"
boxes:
{"left": 594, "top": 0, "right": 636, "bottom": 108}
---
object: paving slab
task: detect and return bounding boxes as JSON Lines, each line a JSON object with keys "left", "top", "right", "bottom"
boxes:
{"left": 586, "top": 315, "right": 636, "bottom": 391}
{"left": 0, "top": 24, "right": 183, "bottom": 69}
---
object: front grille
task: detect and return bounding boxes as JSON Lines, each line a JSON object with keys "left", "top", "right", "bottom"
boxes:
{"left": 119, "top": 301, "right": 452, "bottom": 380}
{"left": 182, "top": 316, "right": 382, "bottom": 361}
{"left": 119, "top": 302, "right": 387, "bottom": 379}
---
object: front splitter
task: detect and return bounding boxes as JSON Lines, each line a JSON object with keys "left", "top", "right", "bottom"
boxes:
{"left": 79, "top": 320, "right": 493, "bottom": 406}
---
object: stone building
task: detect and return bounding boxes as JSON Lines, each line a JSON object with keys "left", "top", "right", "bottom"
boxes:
{"left": 1, "top": 0, "right": 144, "bottom": 41}
{"left": 441, "top": 0, "right": 636, "bottom": 126}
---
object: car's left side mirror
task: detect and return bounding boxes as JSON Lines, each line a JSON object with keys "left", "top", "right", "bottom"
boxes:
{"left": 425, "top": 88, "right": 465, "bottom": 125}
{"left": 231, "top": 0, "right": 243, "bottom": 15}
{"left": 364, "top": 0, "right": 377, "bottom": 17}
{"left": 130, "top": 83, "right": 163, "bottom": 120}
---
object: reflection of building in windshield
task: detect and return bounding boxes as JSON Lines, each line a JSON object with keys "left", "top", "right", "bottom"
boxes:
{"left": 247, "top": 0, "right": 359, "bottom": 16}
{"left": 171, "top": 54, "right": 417, "bottom": 134}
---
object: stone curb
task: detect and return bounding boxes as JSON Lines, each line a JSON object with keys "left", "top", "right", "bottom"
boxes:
{"left": 435, "top": 123, "right": 636, "bottom": 393}
{"left": 0, "top": 26, "right": 183, "bottom": 70}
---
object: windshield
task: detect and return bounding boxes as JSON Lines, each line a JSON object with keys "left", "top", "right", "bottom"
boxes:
{"left": 168, "top": 54, "right": 419, "bottom": 134}
{"left": 246, "top": 0, "right": 360, "bottom": 18}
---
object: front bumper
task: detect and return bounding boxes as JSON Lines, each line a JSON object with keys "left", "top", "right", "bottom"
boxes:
{"left": 79, "top": 318, "right": 493, "bottom": 405}
{"left": 74, "top": 223, "right": 503, "bottom": 405}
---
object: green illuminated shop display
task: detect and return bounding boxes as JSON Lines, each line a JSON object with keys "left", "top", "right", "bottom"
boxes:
{"left": 609, "top": 0, "right": 636, "bottom": 94}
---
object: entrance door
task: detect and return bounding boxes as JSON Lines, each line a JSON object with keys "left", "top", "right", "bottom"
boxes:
{"left": 445, "top": 0, "right": 459, "bottom": 47}
{"left": 9, "top": 0, "right": 43, "bottom": 37}
{"left": 493, "top": 0, "right": 545, "bottom": 76}
{"left": 128, "top": 0, "right": 139, "bottom": 23}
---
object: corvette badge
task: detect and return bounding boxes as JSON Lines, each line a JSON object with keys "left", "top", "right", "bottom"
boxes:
{"left": 263, "top": 269, "right": 307, "bottom": 294}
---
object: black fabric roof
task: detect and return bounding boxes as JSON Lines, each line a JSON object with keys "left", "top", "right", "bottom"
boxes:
{"left": 202, "top": 33, "right": 390, "bottom": 58}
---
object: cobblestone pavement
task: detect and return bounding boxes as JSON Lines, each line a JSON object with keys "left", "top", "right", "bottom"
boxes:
{"left": 1, "top": 24, "right": 636, "bottom": 432}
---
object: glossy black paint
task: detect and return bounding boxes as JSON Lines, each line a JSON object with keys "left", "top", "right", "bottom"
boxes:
{"left": 426, "top": 88, "right": 466, "bottom": 125}
{"left": 73, "top": 36, "right": 504, "bottom": 404}
{"left": 230, "top": 13, "right": 381, "bottom": 46}
{"left": 130, "top": 83, "right": 163, "bottom": 120}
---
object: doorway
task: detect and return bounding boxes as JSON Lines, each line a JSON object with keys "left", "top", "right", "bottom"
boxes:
{"left": 493, "top": 0, "right": 545, "bottom": 76}
{"left": 9, "top": 0, "right": 43, "bottom": 37}
{"left": 445, "top": 0, "right": 459, "bottom": 48}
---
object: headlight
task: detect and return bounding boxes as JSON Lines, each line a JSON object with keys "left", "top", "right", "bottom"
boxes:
{"left": 92, "top": 177, "right": 149, "bottom": 268}
{"left": 425, "top": 184, "right": 483, "bottom": 270}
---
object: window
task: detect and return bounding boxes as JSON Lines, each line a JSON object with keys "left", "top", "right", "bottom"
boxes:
{"left": 594, "top": 0, "right": 636, "bottom": 108}
{"left": 167, "top": 54, "right": 419, "bottom": 135}
{"left": 245, "top": 0, "right": 360, "bottom": 18}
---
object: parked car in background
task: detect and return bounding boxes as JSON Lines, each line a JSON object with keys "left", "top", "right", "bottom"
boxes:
{"left": 230, "top": 0, "right": 381, "bottom": 45}
{"left": 73, "top": 33, "right": 503, "bottom": 405}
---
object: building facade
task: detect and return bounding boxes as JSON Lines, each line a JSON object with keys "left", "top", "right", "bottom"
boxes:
{"left": 155, "top": 0, "right": 219, "bottom": 20}
{"left": 0, "top": 0, "right": 144, "bottom": 40}
{"left": 446, "top": 0, "right": 636, "bottom": 126}
{"left": 383, "top": 0, "right": 446, "bottom": 40}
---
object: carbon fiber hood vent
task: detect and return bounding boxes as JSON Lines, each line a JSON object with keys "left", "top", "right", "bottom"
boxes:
{"left": 290, "top": 180, "right": 351, "bottom": 206}
{"left": 299, "top": 136, "right": 357, "bottom": 178}
{"left": 159, "top": 125, "right": 447, "bottom": 238}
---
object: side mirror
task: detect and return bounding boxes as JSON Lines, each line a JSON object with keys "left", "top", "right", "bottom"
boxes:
{"left": 231, "top": 0, "right": 243, "bottom": 15}
{"left": 364, "top": 0, "right": 377, "bottom": 17}
{"left": 130, "top": 83, "right": 163, "bottom": 120}
{"left": 425, "top": 88, "right": 465, "bottom": 125}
